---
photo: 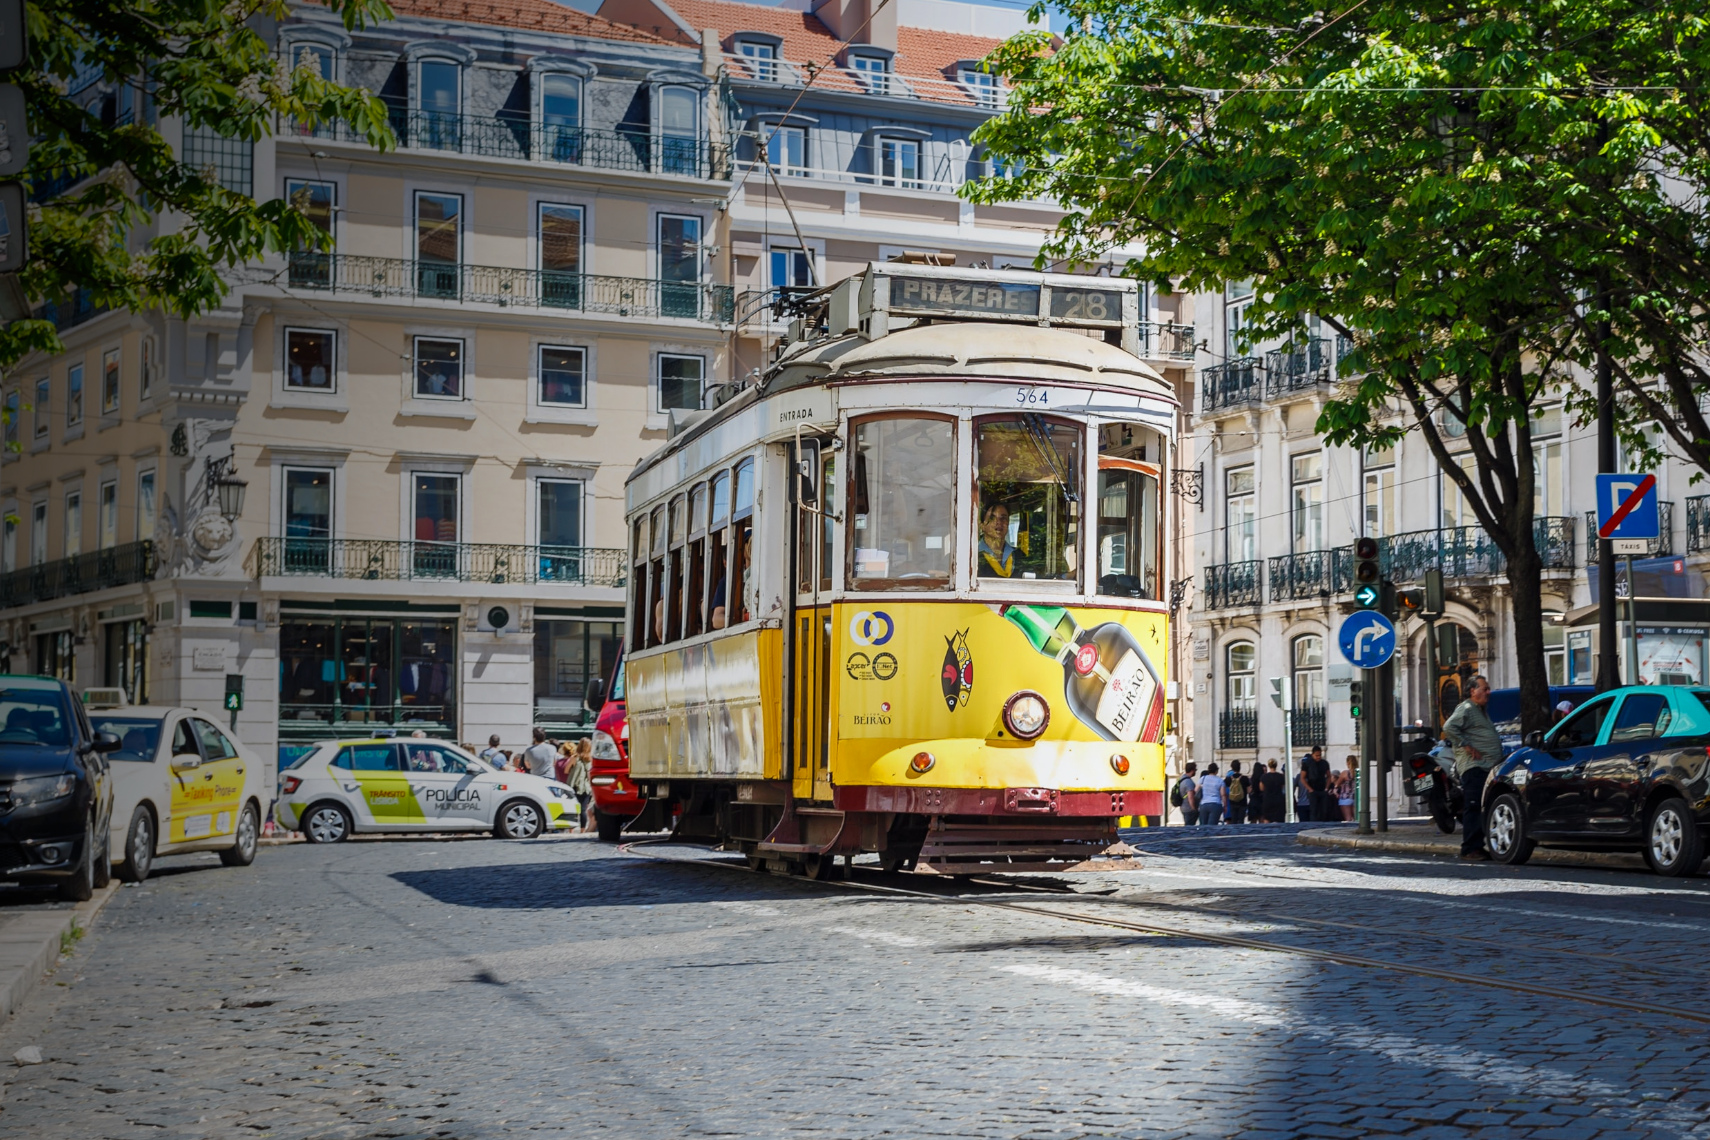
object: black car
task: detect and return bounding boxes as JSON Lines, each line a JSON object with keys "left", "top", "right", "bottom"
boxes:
{"left": 1483, "top": 684, "right": 1710, "bottom": 876}
{"left": 0, "top": 677, "right": 119, "bottom": 899}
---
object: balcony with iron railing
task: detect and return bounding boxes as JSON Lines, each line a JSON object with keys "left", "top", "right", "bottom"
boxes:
{"left": 721, "top": 52, "right": 1008, "bottom": 110}
{"left": 1219, "top": 707, "right": 1258, "bottom": 750}
{"left": 0, "top": 541, "right": 155, "bottom": 609}
{"left": 1202, "top": 560, "right": 1263, "bottom": 610}
{"left": 1688, "top": 495, "right": 1710, "bottom": 553}
{"left": 249, "top": 538, "right": 627, "bottom": 587}
{"left": 1142, "top": 323, "right": 1197, "bottom": 362}
{"left": 285, "top": 107, "right": 731, "bottom": 180}
{"left": 1586, "top": 502, "right": 1674, "bottom": 560}
{"left": 285, "top": 253, "right": 733, "bottom": 324}
{"left": 1201, "top": 358, "right": 1264, "bottom": 414}
{"left": 1264, "top": 337, "right": 1331, "bottom": 400}
{"left": 1268, "top": 550, "right": 1337, "bottom": 602}
{"left": 1326, "top": 518, "right": 1576, "bottom": 589}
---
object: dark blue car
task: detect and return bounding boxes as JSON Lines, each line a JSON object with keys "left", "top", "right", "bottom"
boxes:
{"left": 0, "top": 677, "right": 118, "bottom": 899}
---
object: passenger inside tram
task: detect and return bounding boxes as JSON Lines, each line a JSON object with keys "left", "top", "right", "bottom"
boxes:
{"left": 976, "top": 501, "right": 1017, "bottom": 578}
{"left": 974, "top": 416, "right": 1081, "bottom": 580}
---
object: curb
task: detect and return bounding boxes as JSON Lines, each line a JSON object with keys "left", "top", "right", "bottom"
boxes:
{"left": 0, "top": 881, "right": 120, "bottom": 1031}
{"left": 1296, "top": 827, "right": 1648, "bottom": 871}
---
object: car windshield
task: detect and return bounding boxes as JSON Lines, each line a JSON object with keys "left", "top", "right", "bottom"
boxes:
{"left": 0, "top": 686, "right": 72, "bottom": 747}
{"left": 91, "top": 716, "right": 162, "bottom": 762}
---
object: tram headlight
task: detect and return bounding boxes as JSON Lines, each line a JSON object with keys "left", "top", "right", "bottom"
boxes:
{"left": 910, "top": 751, "right": 936, "bottom": 774}
{"left": 1003, "top": 691, "right": 1050, "bottom": 741}
{"left": 1109, "top": 753, "right": 1131, "bottom": 776}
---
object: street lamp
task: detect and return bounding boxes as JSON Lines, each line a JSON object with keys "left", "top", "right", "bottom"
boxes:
{"left": 215, "top": 471, "right": 247, "bottom": 521}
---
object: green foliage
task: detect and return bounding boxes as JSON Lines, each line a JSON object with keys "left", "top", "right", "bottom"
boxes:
{"left": 8, "top": 0, "right": 396, "bottom": 371}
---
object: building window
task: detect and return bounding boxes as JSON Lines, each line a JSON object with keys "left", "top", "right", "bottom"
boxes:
{"left": 1, "top": 513, "right": 14, "bottom": 572}
{"left": 960, "top": 68, "right": 1000, "bottom": 108}
{"left": 877, "top": 137, "right": 919, "bottom": 188}
{"left": 1292, "top": 634, "right": 1324, "bottom": 707}
{"left": 533, "top": 619, "right": 620, "bottom": 730}
{"left": 413, "top": 337, "right": 463, "bottom": 400}
{"left": 1225, "top": 465, "right": 1255, "bottom": 563}
{"left": 3, "top": 388, "right": 16, "bottom": 450}
{"left": 1533, "top": 403, "right": 1564, "bottom": 517}
{"left": 738, "top": 41, "right": 778, "bottom": 82}
{"left": 414, "top": 191, "right": 460, "bottom": 299}
{"left": 658, "top": 214, "right": 702, "bottom": 318}
{"left": 32, "top": 378, "right": 47, "bottom": 440}
{"left": 1362, "top": 446, "right": 1395, "bottom": 538}
{"left": 412, "top": 473, "right": 460, "bottom": 577}
{"left": 101, "top": 348, "right": 120, "bottom": 414}
{"left": 1440, "top": 452, "right": 1478, "bottom": 529}
{"left": 137, "top": 470, "right": 156, "bottom": 541}
{"left": 1226, "top": 281, "right": 1255, "bottom": 359}
{"left": 1227, "top": 641, "right": 1256, "bottom": 709}
{"left": 183, "top": 125, "right": 253, "bottom": 195}
{"left": 850, "top": 53, "right": 891, "bottom": 93}
{"left": 538, "top": 345, "right": 585, "bottom": 407}
{"left": 282, "top": 467, "right": 332, "bottom": 572}
{"left": 415, "top": 58, "right": 461, "bottom": 149}
{"left": 105, "top": 619, "right": 149, "bottom": 706}
{"left": 657, "top": 353, "right": 704, "bottom": 413}
{"left": 288, "top": 41, "right": 335, "bottom": 80}
{"left": 36, "top": 630, "right": 73, "bottom": 683}
{"left": 64, "top": 491, "right": 82, "bottom": 557}
{"left": 139, "top": 337, "right": 157, "bottom": 401}
{"left": 770, "top": 246, "right": 812, "bottom": 291}
{"left": 66, "top": 364, "right": 83, "bottom": 427}
{"left": 539, "top": 203, "right": 582, "bottom": 308}
{"left": 763, "top": 123, "right": 805, "bottom": 175}
{"left": 279, "top": 617, "right": 457, "bottom": 736}
{"left": 286, "top": 328, "right": 335, "bottom": 391}
{"left": 98, "top": 480, "right": 117, "bottom": 549}
{"left": 29, "top": 501, "right": 45, "bottom": 564}
{"left": 537, "top": 478, "right": 582, "bottom": 565}
{"left": 1291, "top": 452, "right": 1323, "bottom": 552}
{"left": 658, "top": 85, "right": 700, "bottom": 175}
{"left": 287, "top": 180, "right": 335, "bottom": 240}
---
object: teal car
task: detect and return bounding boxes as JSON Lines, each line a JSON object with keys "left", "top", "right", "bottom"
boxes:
{"left": 1484, "top": 685, "right": 1710, "bottom": 875}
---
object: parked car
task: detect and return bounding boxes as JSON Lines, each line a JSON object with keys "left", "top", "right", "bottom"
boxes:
{"left": 0, "top": 676, "right": 118, "bottom": 900}
{"left": 276, "top": 737, "right": 581, "bottom": 841}
{"left": 86, "top": 705, "right": 272, "bottom": 882}
{"left": 1483, "top": 684, "right": 1710, "bottom": 875}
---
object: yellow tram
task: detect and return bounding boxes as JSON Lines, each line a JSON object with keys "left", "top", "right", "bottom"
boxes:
{"left": 623, "top": 264, "right": 1178, "bottom": 873}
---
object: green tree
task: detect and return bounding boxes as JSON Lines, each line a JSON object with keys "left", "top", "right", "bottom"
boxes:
{"left": 8, "top": 0, "right": 395, "bottom": 372}
{"left": 969, "top": 0, "right": 1664, "bottom": 732}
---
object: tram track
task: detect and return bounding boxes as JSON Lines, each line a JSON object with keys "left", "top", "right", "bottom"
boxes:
{"left": 622, "top": 840, "right": 1710, "bottom": 1027}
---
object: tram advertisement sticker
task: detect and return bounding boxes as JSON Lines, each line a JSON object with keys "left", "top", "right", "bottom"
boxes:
{"left": 835, "top": 602, "right": 1167, "bottom": 746}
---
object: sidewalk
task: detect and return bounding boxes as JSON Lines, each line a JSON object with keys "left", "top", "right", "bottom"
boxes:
{"left": 0, "top": 882, "right": 119, "bottom": 1029}
{"left": 1297, "top": 821, "right": 1649, "bottom": 871}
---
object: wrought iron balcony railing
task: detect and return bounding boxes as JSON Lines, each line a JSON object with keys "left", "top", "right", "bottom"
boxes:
{"left": 1201, "top": 358, "right": 1264, "bottom": 413}
{"left": 1264, "top": 337, "right": 1331, "bottom": 399}
{"left": 1688, "top": 495, "right": 1710, "bottom": 553}
{"left": 0, "top": 541, "right": 156, "bottom": 609}
{"left": 285, "top": 253, "right": 734, "bottom": 324}
{"left": 284, "top": 109, "right": 731, "bottom": 180}
{"left": 1334, "top": 518, "right": 1575, "bottom": 587}
{"left": 1586, "top": 502, "right": 1673, "bottom": 559}
{"left": 1268, "top": 550, "right": 1337, "bottom": 601}
{"left": 250, "top": 538, "right": 627, "bottom": 587}
{"left": 1219, "top": 707, "right": 1258, "bottom": 750}
{"left": 1292, "top": 703, "right": 1327, "bottom": 748}
{"left": 1202, "top": 560, "right": 1263, "bottom": 609}
{"left": 1142, "top": 322, "right": 1197, "bottom": 362}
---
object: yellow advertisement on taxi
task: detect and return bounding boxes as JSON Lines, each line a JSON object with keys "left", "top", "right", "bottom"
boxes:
{"left": 835, "top": 602, "right": 1168, "bottom": 745}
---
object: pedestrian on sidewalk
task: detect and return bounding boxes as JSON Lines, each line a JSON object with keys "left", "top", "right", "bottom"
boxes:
{"left": 1261, "top": 760, "right": 1286, "bottom": 823}
{"left": 478, "top": 734, "right": 505, "bottom": 769}
{"left": 1338, "top": 756, "right": 1357, "bottom": 821}
{"left": 1172, "top": 762, "right": 1200, "bottom": 826}
{"left": 559, "top": 739, "right": 594, "bottom": 831}
{"left": 1197, "top": 762, "right": 1227, "bottom": 825}
{"left": 1301, "top": 745, "right": 1333, "bottom": 822}
{"left": 522, "top": 728, "right": 558, "bottom": 780}
{"left": 1224, "top": 760, "right": 1249, "bottom": 825}
{"left": 1442, "top": 674, "right": 1502, "bottom": 860}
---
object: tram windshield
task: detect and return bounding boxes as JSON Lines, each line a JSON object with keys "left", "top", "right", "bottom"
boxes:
{"left": 849, "top": 416, "right": 955, "bottom": 589}
{"left": 1095, "top": 422, "right": 1161, "bottom": 600}
{"left": 974, "top": 416, "right": 1081, "bottom": 583}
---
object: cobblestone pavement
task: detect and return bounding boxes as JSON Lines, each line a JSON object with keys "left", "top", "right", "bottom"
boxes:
{"left": 5, "top": 823, "right": 1710, "bottom": 1138}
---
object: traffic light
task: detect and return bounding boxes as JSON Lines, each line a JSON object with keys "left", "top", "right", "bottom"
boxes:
{"left": 1436, "top": 622, "right": 1459, "bottom": 672}
{"left": 1397, "top": 587, "right": 1425, "bottom": 615}
{"left": 1422, "top": 567, "right": 1445, "bottom": 620}
{"left": 1349, "top": 678, "right": 1365, "bottom": 720}
{"left": 1353, "top": 536, "right": 1381, "bottom": 608}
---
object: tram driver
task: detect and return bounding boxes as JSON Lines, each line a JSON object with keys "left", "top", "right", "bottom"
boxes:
{"left": 977, "top": 500, "right": 1018, "bottom": 578}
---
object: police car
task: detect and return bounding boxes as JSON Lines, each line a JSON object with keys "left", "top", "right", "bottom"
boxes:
{"left": 276, "top": 738, "right": 579, "bottom": 842}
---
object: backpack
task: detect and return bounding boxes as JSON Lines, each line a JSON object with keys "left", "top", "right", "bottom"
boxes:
{"left": 1228, "top": 774, "right": 1246, "bottom": 802}
{"left": 1170, "top": 778, "right": 1184, "bottom": 807}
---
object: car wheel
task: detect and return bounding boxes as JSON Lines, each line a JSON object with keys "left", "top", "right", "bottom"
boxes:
{"left": 1644, "top": 797, "right": 1704, "bottom": 877}
{"left": 302, "top": 802, "right": 352, "bottom": 844}
{"left": 91, "top": 821, "right": 112, "bottom": 889}
{"left": 115, "top": 806, "right": 154, "bottom": 884}
{"left": 595, "top": 810, "right": 624, "bottom": 843}
{"left": 57, "top": 818, "right": 96, "bottom": 902}
{"left": 220, "top": 803, "right": 259, "bottom": 867}
{"left": 1485, "top": 793, "right": 1535, "bottom": 865}
{"left": 497, "top": 799, "right": 544, "bottom": 840}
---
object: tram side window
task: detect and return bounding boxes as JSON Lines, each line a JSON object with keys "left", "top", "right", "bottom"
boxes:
{"left": 973, "top": 416, "right": 1081, "bottom": 583}
{"left": 708, "top": 469, "right": 731, "bottom": 630}
{"left": 848, "top": 417, "right": 954, "bottom": 589}
{"left": 666, "top": 495, "right": 687, "bottom": 642}
{"left": 1096, "top": 460, "right": 1160, "bottom": 599}
{"left": 630, "top": 518, "right": 648, "bottom": 648}
{"left": 648, "top": 505, "right": 666, "bottom": 647}
{"left": 730, "top": 457, "right": 756, "bottom": 624}
{"left": 685, "top": 482, "right": 708, "bottom": 637}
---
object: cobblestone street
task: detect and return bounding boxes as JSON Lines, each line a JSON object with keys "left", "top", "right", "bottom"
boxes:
{"left": 5, "top": 825, "right": 1710, "bottom": 1139}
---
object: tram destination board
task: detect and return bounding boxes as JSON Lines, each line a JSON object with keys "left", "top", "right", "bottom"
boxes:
{"left": 888, "top": 276, "right": 1040, "bottom": 318}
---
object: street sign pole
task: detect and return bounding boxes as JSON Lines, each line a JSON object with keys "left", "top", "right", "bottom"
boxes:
{"left": 1376, "top": 656, "right": 1391, "bottom": 832}
{"left": 1357, "top": 666, "right": 1373, "bottom": 835}
{"left": 1282, "top": 677, "right": 1295, "bottom": 824}
{"left": 1625, "top": 552, "right": 1639, "bottom": 684}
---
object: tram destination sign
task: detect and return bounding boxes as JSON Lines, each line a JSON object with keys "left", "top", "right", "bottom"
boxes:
{"left": 889, "top": 276, "right": 1040, "bottom": 318}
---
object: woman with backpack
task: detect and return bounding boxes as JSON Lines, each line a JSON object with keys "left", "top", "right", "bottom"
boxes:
{"left": 1224, "top": 761, "right": 1249, "bottom": 826}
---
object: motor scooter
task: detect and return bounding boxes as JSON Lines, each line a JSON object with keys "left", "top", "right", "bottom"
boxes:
{"left": 1402, "top": 741, "right": 1464, "bottom": 834}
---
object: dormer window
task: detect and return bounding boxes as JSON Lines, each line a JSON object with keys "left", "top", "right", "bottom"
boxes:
{"left": 291, "top": 43, "right": 335, "bottom": 80}
{"left": 737, "top": 41, "right": 777, "bottom": 83}
{"left": 763, "top": 123, "right": 806, "bottom": 177}
{"left": 849, "top": 53, "right": 891, "bottom": 94}
{"left": 541, "top": 73, "right": 583, "bottom": 162}
{"left": 959, "top": 67, "right": 1000, "bottom": 109}
{"left": 416, "top": 58, "right": 461, "bottom": 150}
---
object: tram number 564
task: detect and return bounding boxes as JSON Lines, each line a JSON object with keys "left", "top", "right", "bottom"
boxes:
{"left": 1014, "top": 386, "right": 1050, "bottom": 406}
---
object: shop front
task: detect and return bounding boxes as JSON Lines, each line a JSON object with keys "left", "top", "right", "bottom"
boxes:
{"left": 278, "top": 608, "right": 460, "bottom": 756}
{"left": 532, "top": 610, "right": 622, "bottom": 738}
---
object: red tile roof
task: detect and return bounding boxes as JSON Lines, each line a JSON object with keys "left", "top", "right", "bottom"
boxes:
{"left": 384, "top": 0, "right": 671, "bottom": 44}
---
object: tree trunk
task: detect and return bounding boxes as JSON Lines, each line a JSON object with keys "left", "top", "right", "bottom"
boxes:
{"left": 1503, "top": 532, "right": 1552, "bottom": 738}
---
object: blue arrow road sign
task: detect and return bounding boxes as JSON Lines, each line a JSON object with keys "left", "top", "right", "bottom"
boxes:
{"left": 1595, "top": 473, "right": 1660, "bottom": 542}
{"left": 1339, "top": 611, "right": 1397, "bottom": 669}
